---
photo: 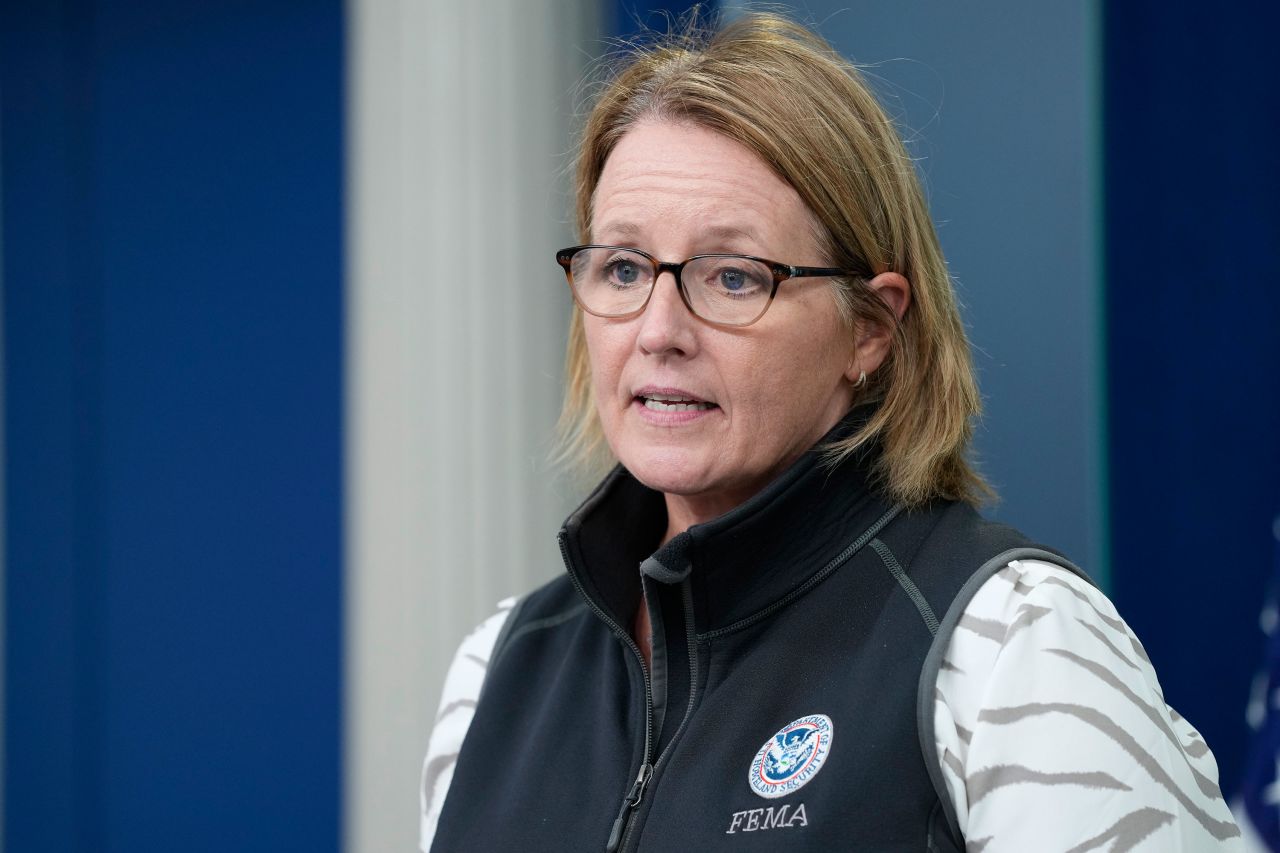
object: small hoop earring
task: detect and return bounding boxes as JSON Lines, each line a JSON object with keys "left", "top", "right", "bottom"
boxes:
{"left": 852, "top": 370, "right": 867, "bottom": 388}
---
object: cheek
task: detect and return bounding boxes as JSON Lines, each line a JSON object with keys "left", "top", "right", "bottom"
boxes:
{"left": 746, "top": 316, "right": 853, "bottom": 421}
{"left": 804, "top": 301, "right": 856, "bottom": 379}
{"left": 583, "top": 321, "right": 629, "bottom": 406}
{"left": 755, "top": 351, "right": 826, "bottom": 414}
{"left": 719, "top": 343, "right": 809, "bottom": 430}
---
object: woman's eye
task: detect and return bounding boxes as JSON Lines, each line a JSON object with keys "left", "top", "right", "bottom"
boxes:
{"left": 719, "top": 268, "right": 749, "bottom": 291}
{"left": 605, "top": 260, "right": 641, "bottom": 285}
{"left": 709, "top": 265, "right": 763, "bottom": 296}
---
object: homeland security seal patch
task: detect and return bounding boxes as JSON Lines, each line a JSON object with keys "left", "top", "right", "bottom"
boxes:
{"left": 748, "top": 714, "right": 833, "bottom": 799}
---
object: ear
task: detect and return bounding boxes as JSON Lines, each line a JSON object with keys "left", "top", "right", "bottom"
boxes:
{"left": 845, "top": 271, "right": 911, "bottom": 382}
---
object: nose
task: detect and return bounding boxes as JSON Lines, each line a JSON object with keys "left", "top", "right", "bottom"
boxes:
{"left": 635, "top": 270, "right": 698, "bottom": 357}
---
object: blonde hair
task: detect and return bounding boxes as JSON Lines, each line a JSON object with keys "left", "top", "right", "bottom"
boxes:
{"left": 559, "top": 11, "right": 991, "bottom": 507}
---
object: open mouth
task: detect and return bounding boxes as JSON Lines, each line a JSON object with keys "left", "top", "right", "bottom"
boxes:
{"left": 638, "top": 393, "right": 718, "bottom": 412}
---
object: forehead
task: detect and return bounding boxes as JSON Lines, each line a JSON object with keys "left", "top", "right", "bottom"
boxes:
{"left": 591, "top": 120, "right": 820, "bottom": 256}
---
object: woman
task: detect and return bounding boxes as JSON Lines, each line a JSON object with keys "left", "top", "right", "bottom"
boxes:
{"left": 421, "top": 13, "right": 1240, "bottom": 852}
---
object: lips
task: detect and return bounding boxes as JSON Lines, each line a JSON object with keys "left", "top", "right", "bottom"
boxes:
{"left": 635, "top": 387, "right": 719, "bottom": 412}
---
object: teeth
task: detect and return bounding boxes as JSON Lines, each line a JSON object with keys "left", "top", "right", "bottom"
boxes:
{"left": 643, "top": 397, "right": 712, "bottom": 412}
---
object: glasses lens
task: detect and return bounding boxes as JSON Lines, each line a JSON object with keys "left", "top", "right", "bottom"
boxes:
{"left": 569, "top": 248, "right": 654, "bottom": 317}
{"left": 682, "top": 256, "right": 774, "bottom": 325}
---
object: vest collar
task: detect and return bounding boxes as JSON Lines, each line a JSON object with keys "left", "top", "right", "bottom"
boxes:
{"left": 559, "top": 407, "right": 892, "bottom": 635}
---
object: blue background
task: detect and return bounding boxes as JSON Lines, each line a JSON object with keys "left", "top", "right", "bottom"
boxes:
{"left": 1104, "top": 0, "right": 1280, "bottom": 806}
{"left": 3, "top": 1, "right": 343, "bottom": 850}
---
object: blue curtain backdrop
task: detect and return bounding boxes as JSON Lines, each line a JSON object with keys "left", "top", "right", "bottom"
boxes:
{"left": 2, "top": 2, "right": 344, "bottom": 851}
{"left": 1105, "top": 0, "right": 1280, "bottom": 800}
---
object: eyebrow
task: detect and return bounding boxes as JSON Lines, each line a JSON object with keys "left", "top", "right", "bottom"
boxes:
{"left": 594, "top": 221, "right": 642, "bottom": 240}
{"left": 703, "top": 224, "right": 762, "bottom": 244}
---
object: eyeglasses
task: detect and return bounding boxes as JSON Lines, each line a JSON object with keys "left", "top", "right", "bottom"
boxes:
{"left": 555, "top": 245, "right": 869, "bottom": 328}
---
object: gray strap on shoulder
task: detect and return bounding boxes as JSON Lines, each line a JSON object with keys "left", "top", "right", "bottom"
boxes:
{"left": 476, "top": 594, "right": 589, "bottom": 703}
{"left": 915, "top": 547, "right": 1091, "bottom": 848}
{"left": 477, "top": 594, "right": 528, "bottom": 705}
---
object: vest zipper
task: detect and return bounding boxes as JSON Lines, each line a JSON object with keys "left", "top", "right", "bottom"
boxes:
{"left": 605, "top": 761, "right": 652, "bottom": 852}
{"left": 559, "top": 535, "right": 702, "bottom": 853}
{"left": 615, "top": 578, "right": 700, "bottom": 853}
{"left": 559, "top": 536, "right": 655, "bottom": 851}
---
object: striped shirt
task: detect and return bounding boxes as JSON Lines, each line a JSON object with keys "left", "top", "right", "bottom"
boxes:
{"left": 421, "top": 561, "right": 1241, "bottom": 851}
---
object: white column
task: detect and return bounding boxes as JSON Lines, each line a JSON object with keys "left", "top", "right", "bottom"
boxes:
{"left": 344, "top": 2, "right": 599, "bottom": 851}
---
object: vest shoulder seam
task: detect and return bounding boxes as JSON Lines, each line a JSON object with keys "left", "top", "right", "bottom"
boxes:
{"left": 915, "top": 547, "right": 1090, "bottom": 848}
{"left": 481, "top": 600, "right": 587, "bottom": 702}
{"left": 870, "top": 537, "right": 940, "bottom": 636}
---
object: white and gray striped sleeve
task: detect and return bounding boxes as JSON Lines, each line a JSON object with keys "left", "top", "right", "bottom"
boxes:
{"left": 419, "top": 598, "right": 513, "bottom": 853}
{"left": 934, "top": 559, "right": 1242, "bottom": 851}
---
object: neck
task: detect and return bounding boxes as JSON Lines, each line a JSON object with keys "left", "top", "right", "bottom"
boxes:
{"left": 633, "top": 602, "right": 652, "bottom": 667}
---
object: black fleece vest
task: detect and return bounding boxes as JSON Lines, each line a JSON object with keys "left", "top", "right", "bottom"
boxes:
{"left": 431, "top": 437, "right": 1084, "bottom": 853}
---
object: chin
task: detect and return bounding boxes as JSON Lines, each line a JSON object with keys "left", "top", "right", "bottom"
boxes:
{"left": 619, "top": 445, "right": 717, "bottom": 497}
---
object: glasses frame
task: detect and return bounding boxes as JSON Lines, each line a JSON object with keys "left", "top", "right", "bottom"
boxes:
{"left": 555, "top": 244, "right": 871, "bottom": 328}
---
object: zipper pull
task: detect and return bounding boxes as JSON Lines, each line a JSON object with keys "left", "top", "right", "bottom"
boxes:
{"left": 605, "top": 762, "right": 653, "bottom": 852}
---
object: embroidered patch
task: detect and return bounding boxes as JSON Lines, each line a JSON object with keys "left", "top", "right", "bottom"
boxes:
{"left": 748, "top": 714, "right": 833, "bottom": 799}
